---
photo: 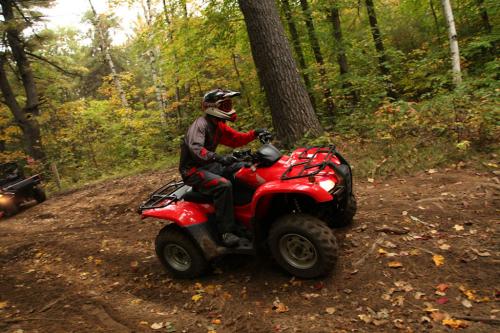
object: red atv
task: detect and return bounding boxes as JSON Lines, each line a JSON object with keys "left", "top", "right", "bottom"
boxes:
{"left": 138, "top": 133, "right": 356, "bottom": 278}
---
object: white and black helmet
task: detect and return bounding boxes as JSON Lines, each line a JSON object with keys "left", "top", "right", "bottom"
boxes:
{"left": 202, "top": 88, "right": 241, "bottom": 121}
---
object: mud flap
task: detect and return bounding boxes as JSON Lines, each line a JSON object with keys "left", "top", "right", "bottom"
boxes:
{"left": 186, "top": 223, "right": 226, "bottom": 261}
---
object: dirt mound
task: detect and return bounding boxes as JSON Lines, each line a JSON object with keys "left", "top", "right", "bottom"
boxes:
{"left": 0, "top": 168, "right": 498, "bottom": 332}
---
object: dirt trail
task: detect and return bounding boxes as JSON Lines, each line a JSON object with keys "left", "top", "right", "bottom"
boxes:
{"left": 0, "top": 168, "right": 498, "bottom": 333}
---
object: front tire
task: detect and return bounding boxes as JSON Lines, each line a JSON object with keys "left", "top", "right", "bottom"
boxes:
{"left": 1, "top": 202, "right": 19, "bottom": 217}
{"left": 33, "top": 187, "right": 46, "bottom": 203}
{"left": 155, "top": 227, "right": 208, "bottom": 279}
{"left": 269, "top": 214, "right": 338, "bottom": 278}
{"left": 334, "top": 194, "right": 357, "bottom": 227}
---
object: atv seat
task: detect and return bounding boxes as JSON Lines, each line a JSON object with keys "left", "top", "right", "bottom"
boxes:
{"left": 182, "top": 189, "right": 213, "bottom": 204}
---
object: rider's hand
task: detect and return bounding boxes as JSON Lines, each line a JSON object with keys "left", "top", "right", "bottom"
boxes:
{"left": 254, "top": 128, "right": 268, "bottom": 137}
{"left": 215, "top": 154, "right": 237, "bottom": 166}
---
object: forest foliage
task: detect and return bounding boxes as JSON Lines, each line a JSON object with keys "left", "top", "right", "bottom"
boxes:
{"left": 0, "top": 0, "right": 498, "bottom": 189}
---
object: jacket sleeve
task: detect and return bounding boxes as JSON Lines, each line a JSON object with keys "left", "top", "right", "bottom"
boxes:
{"left": 185, "top": 119, "right": 216, "bottom": 162}
{"left": 218, "top": 122, "right": 256, "bottom": 148}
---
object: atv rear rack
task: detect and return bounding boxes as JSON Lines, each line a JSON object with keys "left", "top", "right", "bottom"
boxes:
{"left": 281, "top": 146, "right": 352, "bottom": 197}
{"left": 138, "top": 180, "right": 184, "bottom": 212}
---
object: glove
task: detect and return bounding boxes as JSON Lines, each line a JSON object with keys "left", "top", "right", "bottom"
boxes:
{"left": 254, "top": 128, "right": 268, "bottom": 136}
{"left": 215, "top": 154, "right": 237, "bottom": 166}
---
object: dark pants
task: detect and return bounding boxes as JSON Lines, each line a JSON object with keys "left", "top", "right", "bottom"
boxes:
{"left": 183, "top": 162, "right": 242, "bottom": 234}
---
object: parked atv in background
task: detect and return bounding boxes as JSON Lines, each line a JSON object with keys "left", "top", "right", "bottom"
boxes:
{"left": 0, "top": 162, "right": 46, "bottom": 218}
{"left": 138, "top": 132, "right": 356, "bottom": 279}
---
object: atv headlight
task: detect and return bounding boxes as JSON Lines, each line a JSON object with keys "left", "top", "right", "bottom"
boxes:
{"left": 319, "top": 179, "right": 335, "bottom": 192}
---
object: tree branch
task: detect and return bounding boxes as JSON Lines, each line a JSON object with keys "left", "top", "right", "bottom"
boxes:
{"left": 25, "top": 52, "right": 82, "bottom": 77}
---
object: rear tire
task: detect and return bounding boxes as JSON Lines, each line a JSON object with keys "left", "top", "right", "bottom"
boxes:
{"left": 269, "top": 214, "right": 338, "bottom": 278}
{"left": 33, "top": 187, "right": 46, "bottom": 203}
{"left": 155, "top": 227, "right": 208, "bottom": 279}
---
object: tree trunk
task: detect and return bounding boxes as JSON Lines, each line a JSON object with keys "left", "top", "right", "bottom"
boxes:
{"left": 143, "top": 0, "right": 168, "bottom": 123}
{"left": 232, "top": 53, "right": 252, "bottom": 107}
{"left": 440, "top": 0, "right": 462, "bottom": 86}
{"left": 298, "top": 0, "right": 335, "bottom": 115}
{"left": 364, "top": 0, "right": 397, "bottom": 99}
{"left": 328, "top": 4, "right": 359, "bottom": 104}
{"left": 88, "top": 0, "right": 129, "bottom": 108}
{"left": 429, "top": 0, "right": 442, "bottom": 42}
{"left": 0, "top": 0, "right": 45, "bottom": 161}
{"left": 162, "top": 0, "right": 183, "bottom": 126}
{"left": 0, "top": 55, "right": 45, "bottom": 160}
{"left": 281, "top": 0, "right": 316, "bottom": 109}
{"left": 1, "top": 0, "right": 40, "bottom": 116}
{"left": 238, "top": 0, "right": 323, "bottom": 146}
{"left": 476, "top": 0, "right": 492, "bottom": 33}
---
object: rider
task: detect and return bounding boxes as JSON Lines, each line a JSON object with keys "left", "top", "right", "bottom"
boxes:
{"left": 179, "top": 89, "right": 266, "bottom": 247}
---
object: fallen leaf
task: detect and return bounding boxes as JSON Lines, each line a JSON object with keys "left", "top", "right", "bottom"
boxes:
{"left": 471, "top": 248, "right": 491, "bottom": 257}
{"left": 394, "top": 281, "right": 413, "bottom": 292}
{"left": 325, "top": 307, "right": 336, "bottom": 314}
{"left": 432, "top": 255, "right": 444, "bottom": 267}
{"left": 211, "top": 319, "right": 221, "bottom": 325}
{"left": 392, "top": 295, "right": 405, "bottom": 307}
{"left": 436, "top": 297, "right": 449, "bottom": 304}
{"left": 439, "top": 244, "right": 451, "bottom": 250}
{"left": 442, "top": 318, "right": 469, "bottom": 329}
{"left": 151, "top": 322, "right": 164, "bottom": 330}
{"left": 431, "top": 311, "right": 448, "bottom": 322}
{"left": 427, "top": 168, "right": 438, "bottom": 174}
{"left": 388, "top": 261, "right": 403, "bottom": 268}
{"left": 436, "top": 283, "right": 449, "bottom": 293}
{"left": 461, "top": 299, "right": 472, "bottom": 308}
{"left": 378, "top": 248, "right": 388, "bottom": 255}
{"left": 192, "top": 294, "right": 203, "bottom": 302}
{"left": 414, "top": 292, "right": 425, "bottom": 300}
{"left": 358, "top": 314, "right": 372, "bottom": 324}
{"left": 367, "top": 178, "right": 375, "bottom": 183}
{"left": 0, "top": 301, "right": 8, "bottom": 309}
{"left": 393, "top": 318, "right": 405, "bottom": 329}
{"left": 130, "top": 299, "right": 141, "bottom": 305}
{"left": 409, "top": 248, "right": 421, "bottom": 256}
{"left": 453, "top": 224, "right": 464, "bottom": 231}
{"left": 459, "top": 286, "right": 475, "bottom": 300}
{"left": 273, "top": 302, "right": 289, "bottom": 313}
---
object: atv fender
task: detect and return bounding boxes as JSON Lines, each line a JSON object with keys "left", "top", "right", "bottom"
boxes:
{"left": 251, "top": 179, "right": 333, "bottom": 217}
{"left": 143, "top": 202, "right": 223, "bottom": 260}
{"left": 142, "top": 201, "right": 214, "bottom": 227}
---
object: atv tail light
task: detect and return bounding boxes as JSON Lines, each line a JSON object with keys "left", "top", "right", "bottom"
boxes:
{"left": 319, "top": 179, "right": 336, "bottom": 192}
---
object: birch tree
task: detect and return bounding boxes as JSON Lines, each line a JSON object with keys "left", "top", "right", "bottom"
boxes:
{"left": 440, "top": 0, "right": 462, "bottom": 86}
{"left": 88, "top": 0, "right": 129, "bottom": 108}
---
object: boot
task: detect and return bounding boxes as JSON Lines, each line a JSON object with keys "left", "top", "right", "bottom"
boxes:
{"left": 221, "top": 232, "right": 240, "bottom": 247}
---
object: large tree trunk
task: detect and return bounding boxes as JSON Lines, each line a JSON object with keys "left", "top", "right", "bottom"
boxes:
{"left": 88, "top": 0, "right": 129, "bottom": 109}
{"left": 281, "top": 0, "right": 316, "bottom": 109}
{"left": 364, "top": 0, "right": 397, "bottom": 99}
{"left": 0, "top": 55, "right": 45, "bottom": 160}
{"left": 440, "top": 0, "right": 462, "bottom": 86}
{"left": 0, "top": 0, "right": 45, "bottom": 161}
{"left": 476, "top": 0, "right": 492, "bottom": 33}
{"left": 298, "top": 0, "right": 335, "bottom": 115}
{"left": 328, "top": 4, "right": 359, "bottom": 104}
{"left": 238, "top": 0, "right": 322, "bottom": 146}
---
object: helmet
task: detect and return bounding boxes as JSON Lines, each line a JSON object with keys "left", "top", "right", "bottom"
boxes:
{"left": 202, "top": 88, "right": 241, "bottom": 121}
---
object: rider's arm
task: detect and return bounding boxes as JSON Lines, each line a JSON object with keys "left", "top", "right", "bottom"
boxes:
{"left": 218, "top": 122, "right": 256, "bottom": 148}
{"left": 185, "top": 119, "right": 216, "bottom": 162}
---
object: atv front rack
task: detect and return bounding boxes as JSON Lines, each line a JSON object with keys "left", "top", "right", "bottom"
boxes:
{"left": 138, "top": 180, "right": 183, "bottom": 212}
{"left": 281, "top": 145, "right": 353, "bottom": 197}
